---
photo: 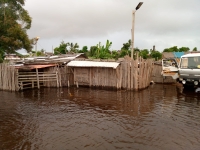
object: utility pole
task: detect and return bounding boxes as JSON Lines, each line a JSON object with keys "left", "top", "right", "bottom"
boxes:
{"left": 131, "top": 2, "right": 143, "bottom": 59}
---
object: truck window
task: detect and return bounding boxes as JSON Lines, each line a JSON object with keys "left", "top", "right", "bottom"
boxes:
{"left": 180, "top": 56, "right": 200, "bottom": 69}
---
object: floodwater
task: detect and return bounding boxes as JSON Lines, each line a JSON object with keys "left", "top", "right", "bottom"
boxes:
{"left": 0, "top": 84, "right": 200, "bottom": 150}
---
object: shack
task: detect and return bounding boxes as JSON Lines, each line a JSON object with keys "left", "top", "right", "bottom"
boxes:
{"left": 67, "top": 60, "right": 120, "bottom": 89}
{"left": 66, "top": 57, "right": 154, "bottom": 90}
{"left": 0, "top": 55, "right": 154, "bottom": 91}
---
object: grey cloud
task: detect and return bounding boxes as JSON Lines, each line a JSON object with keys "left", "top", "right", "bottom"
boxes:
{"left": 25, "top": 0, "right": 200, "bottom": 51}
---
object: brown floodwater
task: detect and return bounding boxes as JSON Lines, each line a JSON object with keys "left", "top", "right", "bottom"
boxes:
{"left": 0, "top": 84, "right": 200, "bottom": 150}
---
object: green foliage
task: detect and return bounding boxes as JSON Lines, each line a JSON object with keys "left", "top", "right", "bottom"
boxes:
{"left": 69, "top": 42, "right": 79, "bottom": 53}
{"left": 0, "top": 47, "right": 5, "bottom": 63}
{"left": 0, "top": 0, "right": 32, "bottom": 54}
{"left": 82, "top": 46, "right": 88, "bottom": 52}
{"left": 119, "top": 49, "right": 130, "bottom": 58}
{"left": 150, "top": 51, "right": 162, "bottom": 61}
{"left": 121, "top": 39, "right": 131, "bottom": 50}
{"left": 89, "top": 46, "right": 98, "bottom": 57}
{"left": 178, "top": 47, "right": 190, "bottom": 52}
{"left": 163, "top": 46, "right": 190, "bottom": 52}
{"left": 111, "top": 50, "right": 120, "bottom": 59}
{"left": 36, "top": 49, "right": 45, "bottom": 56}
{"left": 163, "top": 46, "right": 179, "bottom": 52}
{"left": 79, "top": 46, "right": 88, "bottom": 53}
{"left": 139, "top": 49, "right": 149, "bottom": 59}
{"left": 134, "top": 47, "right": 140, "bottom": 53}
{"left": 54, "top": 41, "right": 68, "bottom": 55}
{"left": 97, "top": 40, "right": 112, "bottom": 59}
{"left": 54, "top": 41, "right": 80, "bottom": 55}
{"left": 193, "top": 47, "right": 197, "bottom": 51}
{"left": 119, "top": 39, "right": 131, "bottom": 58}
{"left": 88, "top": 40, "right": 112, "bottom": 59}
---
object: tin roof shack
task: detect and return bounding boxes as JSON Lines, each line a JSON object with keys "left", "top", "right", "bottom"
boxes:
{"left": 11, "top": 53, "right": 88, "bottom": 90}
{"left": 67, "top": 61, "right": 120, "bottom": 90}
{"left": 22, "top": 53, "right": 87, "bottom": 65}
{"left": 16, "top": 64, "right": 59, "bottom": 90}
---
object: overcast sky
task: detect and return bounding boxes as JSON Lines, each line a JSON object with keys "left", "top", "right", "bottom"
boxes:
{"left": 24, "top": 0, "right": 200, "bottom": 53}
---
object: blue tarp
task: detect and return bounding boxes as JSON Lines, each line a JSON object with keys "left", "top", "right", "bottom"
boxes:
{"left": 173, "top": 52, "right": 184, "bottom": 58}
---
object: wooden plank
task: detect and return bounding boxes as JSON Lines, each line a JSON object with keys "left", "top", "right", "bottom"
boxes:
{"left": 127, "top": 60, "right": 130, "bottom": 90}
{"left": 36, "top": 68, "right": 40, "bottom": 89}
{"left": 89, "top": 68, "right": 91, "bottom": 87}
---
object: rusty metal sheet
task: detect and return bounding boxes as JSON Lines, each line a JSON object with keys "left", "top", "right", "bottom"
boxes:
{"left": 15, "top": 64, "right": 57, "bottom": 70}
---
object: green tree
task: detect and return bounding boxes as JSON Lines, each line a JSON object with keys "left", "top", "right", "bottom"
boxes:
{"left": 54, "top": 41, "right": 68, "bottom": 55}
{"left": 178, "top": 47, "right": 190, "bottom": 52}
{"left": 0, "top": 48, "right": 4, "bottom": 63}
{"left": 79, "top": 46, "right": 88, "bottom": 53}
{"left": 119, "top": 49, "right": 130, "bottom": 58}
{"left": 163, "top": 46, "right": 179, "bottom": 52}
{"left": 96, "top": 40, "right": 112, "bottom": 59}
{"left": 69, "top": 42, "right": 79, "bottom": 53}
{"left": 121, "top": 39, "right": 131, "bottom": 50}
{"left": 111, "top": 50, "right": 120, "bottom": 59}
{"left": 0, "top": 0, "right": 32, "bottom": 54}
{"left": 139, "top": 49, "right": 149, "bottom": 59}
{"left": 89, "top": 46, "right": 98, "bottom": 57}
{"left": 35, "top": 49, "right": 45, "bottom": 56}
{"left": 150, "top": 51, "right": 162, "bottom": 61}
{"left": 120, "top": 39, "right": 131, "bottom": 58}
{"left": 193, "top": 47, "right": 197, "bottom": 51}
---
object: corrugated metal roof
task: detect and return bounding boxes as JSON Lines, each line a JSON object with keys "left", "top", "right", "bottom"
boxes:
{"left": 67, "top": 61, "right": 120, "bottom": 69}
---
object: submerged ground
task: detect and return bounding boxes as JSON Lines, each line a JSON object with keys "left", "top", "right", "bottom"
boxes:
{"left": 0, "top": 84, "right": 200, "bottom": 150}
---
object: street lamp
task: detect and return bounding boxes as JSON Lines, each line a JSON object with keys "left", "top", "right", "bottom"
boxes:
{"left": 34, "top": 36, "right": 40, "bottom": 57}
{"left": 131, "top": 2, "right": 143, "bottom": 59}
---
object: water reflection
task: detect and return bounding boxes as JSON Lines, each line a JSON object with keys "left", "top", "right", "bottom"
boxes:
{"left": 0, "top": 84, "right": 200, "bottom": 150}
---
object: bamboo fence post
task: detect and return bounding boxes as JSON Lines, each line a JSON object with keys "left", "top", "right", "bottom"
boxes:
{"left": 127, "top": 60, "right": 131, "bottom": 90}
{"left": 56, "top": 71, "right": 59, "bottom": 87}
{"left": 89, "top": 68, "right": 91, "bottom": 87}
{"left": 36, "top": 68, "right": 40, "bottom": 89}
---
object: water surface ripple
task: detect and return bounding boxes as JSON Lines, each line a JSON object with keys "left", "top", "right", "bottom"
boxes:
{"left": 0, "top": 84, "right": 200, "bottom": 150}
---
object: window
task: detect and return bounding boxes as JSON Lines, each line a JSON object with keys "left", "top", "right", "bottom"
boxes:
{"left": 180, "top": 56, "right": 200, "bottom": 69}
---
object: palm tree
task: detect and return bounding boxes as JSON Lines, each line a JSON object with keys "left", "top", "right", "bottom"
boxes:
{"left": 69, "top": 42, "right": 79, "bottom": 53}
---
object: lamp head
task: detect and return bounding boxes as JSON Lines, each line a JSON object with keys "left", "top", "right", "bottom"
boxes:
{"left": 136, "top": 2, "right": 143, "bottom": 10}
{"left": 35, "top": 37, "right": 40, "bottom": 41}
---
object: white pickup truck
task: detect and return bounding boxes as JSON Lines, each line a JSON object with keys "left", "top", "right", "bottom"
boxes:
{"left": 162, "top": 53, "right": 200, "bottom": 88}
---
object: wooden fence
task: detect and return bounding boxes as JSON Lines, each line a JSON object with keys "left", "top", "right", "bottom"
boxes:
{"left": 0, "top": 63, "right": 18, "bottom": 91}
{"left": 18, "top": 71, "right": 59, "bottom": 90}
{"left": 71, "top": 57, "right": 154, "bottom": 90}
{"left": 120, "top": 57, "right": 154, "bottom": 90}
{"left": 0, "top": 57, "right": 154, "bottom": 91}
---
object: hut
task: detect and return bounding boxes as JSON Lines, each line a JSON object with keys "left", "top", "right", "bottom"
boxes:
{"left": 0, "top": 54, "right": 154, "bottom": 91}
{"left": 66, "top": 60, "right": 120, "bottom": 89}
{"left": 66, "top": 56, "right": 154, "bottom": 90}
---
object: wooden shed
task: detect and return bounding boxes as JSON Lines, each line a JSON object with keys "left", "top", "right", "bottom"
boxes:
{"left": 67, "top": 61, "right": 120, "bottom": 89}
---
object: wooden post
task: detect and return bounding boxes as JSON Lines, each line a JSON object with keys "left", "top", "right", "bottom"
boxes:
{"left": 36, "top": 68, "right": 40, "bottom": 89}
{"left": 89, "top": 68, "right": 91, "bottom": 87}
{"left": 21, "top": 82, "right": 23, "bottom": 90}
{"left": 68, "top": 80, "right": 70, "bottom": 87}
{"left": 56, "top": 71, "right": 59, "bottom": 87}
{"left": 32, "top": 81, "right": 34, "bottom": 88}
{"left": 76, "top": 81, "right": 79, "bottom": 88}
